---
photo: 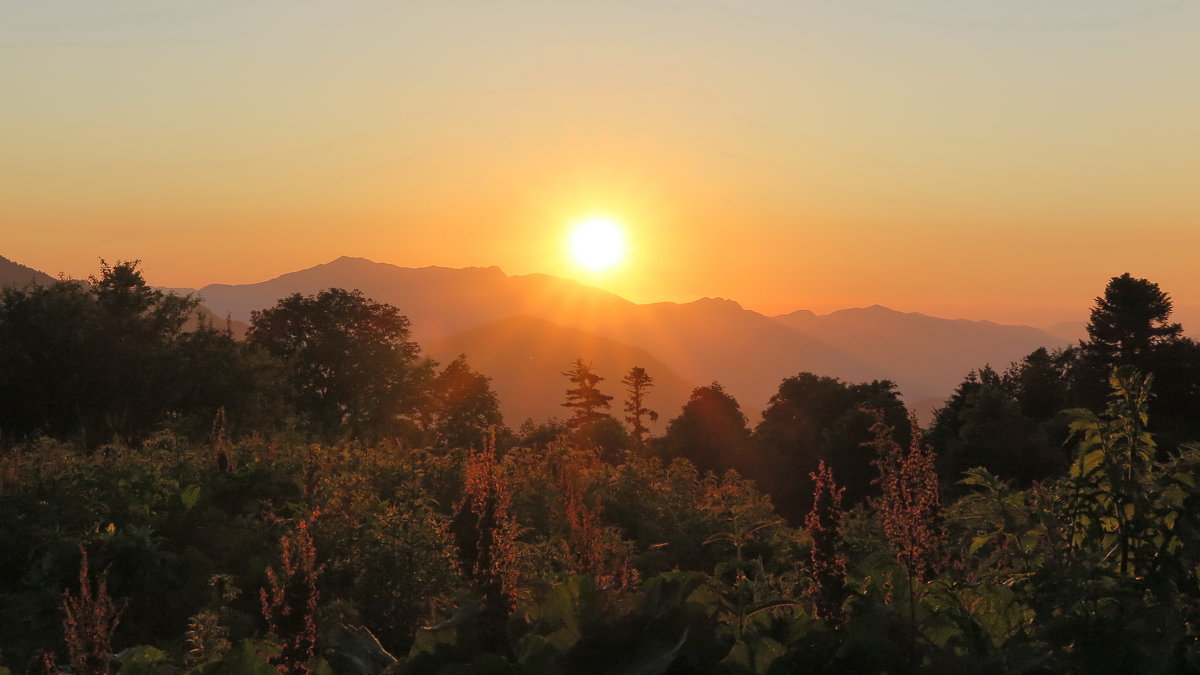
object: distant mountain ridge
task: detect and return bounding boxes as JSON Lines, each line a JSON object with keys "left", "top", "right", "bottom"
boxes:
{"left": 772, "top": 304, "right": 1069, "bottom": 405}
{"left": 171, "top": 256, "right": 1069, "bottom": 422}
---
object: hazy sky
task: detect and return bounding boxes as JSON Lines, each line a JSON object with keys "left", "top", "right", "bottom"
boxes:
{"left": 4, "top": 0, "right": 1200, "bottom": 325}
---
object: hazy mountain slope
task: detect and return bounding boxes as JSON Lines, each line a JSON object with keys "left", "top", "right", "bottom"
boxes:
{"left": 773, "top": 305, "right": 1069, "bottom": 402}
{"left": 0, "top": 256, "right": 56, "bottom": 288}
{"left": 605, "top": 298, "right": 878, "bottom": 419}
{"left": 173, "top": 256, "right": 1078, "bottom": 419}
{"left": 188, "top": 257, "right": 874, "bottom": 417}
{"left": 425, "top": 315, "right": 697, "bottom": 431}
{"left": 189, "top": 257, "right": 636, "bottom": 338}
{"left": 1042, "top": 320, "right": 1087, "bottom": 344}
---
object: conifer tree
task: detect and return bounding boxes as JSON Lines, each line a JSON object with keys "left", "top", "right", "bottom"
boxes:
{"left": 1086, "top": 272, "right": 1182, "bottom": 364}
{"left": 621, "top": 366, "right": 657, "bottom": 451}
{"left": 561, "top": 359, "right": 614, "bottom": 435}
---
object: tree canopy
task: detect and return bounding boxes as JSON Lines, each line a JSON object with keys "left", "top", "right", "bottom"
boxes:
{"left": 247, "top": 288, "right": 428, "bottom": 440}
{"left": 655, "top": 381, "right": 756, "bottom": 478}
{"left": 0, "top": 261, "right": 277, "bottom": 443}
{"left": 754, "top": 373, "right": 910, "bottom": 520}
{"left": 621, "top": 366, "right": 657, "bottom": 452}
{"left": 560, "top": 359, "right": 625, "bottom": 454}
{"left": 421, "top": 354, "right": 504, "bottom": 449}
{"left": 1086, "top": 272, "right": 1182, "bottom": 365}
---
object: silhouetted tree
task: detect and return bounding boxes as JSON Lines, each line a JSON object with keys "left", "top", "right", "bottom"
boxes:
{"left": 1086, "top": 272, "right": 1182, "bottom": 366}
{"left": 1012, "top": 347, "right": 1068, "bottom": 420}
{"left": 562, "top": 360, "right": 613, "bottom": 429}
{"left": 621, "top": 366, "right": 658, "bottom": 451}
{"left": 167, "top": 317, "right": 293, "bottom": 436}
{"left": 928, "top": 274, "right": 1200, "bottom": 487}
{"left": 421, "top": 354, "right": 504, "bottom": 449}
{"left": 1070, "top": 274, "right": 1200, "bottom": 450}
{"left": 655, "top": 382, "right": 757, "bottom": 478}
{"left": 0, "top": 261, "right": 278, "bottom": 443}
{"left": 1140, "top": 337, "right": 1200, "bottom": 450}
{"left": 927, "top": 365, "right": 1068, "bottom": 488}
{"left": 561, "top": 359, "right": 624, "bottom": 454}
{"left": 517, "top": 417, "right": 569, "bottom": 449}
{"left": 247, "top": 288, "right": 430, "bottom": 440}
{"left": 754, "top": 373, "right": 909, "bottom": 521}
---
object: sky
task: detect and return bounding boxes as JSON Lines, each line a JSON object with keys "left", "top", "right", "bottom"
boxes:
{"left": 4, "top": 0, "right": 1200, "bottom": 326}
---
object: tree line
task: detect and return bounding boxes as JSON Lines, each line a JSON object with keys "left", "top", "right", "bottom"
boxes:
{"left": 5, "top": 264, "right": 1200, "bottom": 672}
{"left": 5, "top": 262, "right": 1199, "bottom": 523}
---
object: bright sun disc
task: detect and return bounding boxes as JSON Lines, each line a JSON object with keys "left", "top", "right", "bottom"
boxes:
{"left": 568, "top": 217, "right": 626, "bottom": 271}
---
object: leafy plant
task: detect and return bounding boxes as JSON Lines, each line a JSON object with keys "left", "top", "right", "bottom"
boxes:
{"left": 62, "top": 548, "right": 123, "bottom": 675}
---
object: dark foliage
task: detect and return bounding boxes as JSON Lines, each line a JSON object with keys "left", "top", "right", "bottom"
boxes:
{"left": 654, "top": 381, "right": 758, "bottom": 479}
{"left": 560, "top": 359, "right": 626, "bottom": 456}
{"left": 247, "top": 288, "right": 428, "bottom": 441}
{"left": 755, "top": 373, "right": 910, "bottom": 520}
{"left": 0, "top": 261, "right": 281, "bottom": 444}
{"left": 622, "top": 366, "right": 658, "bottom": 452}
{"left": 450, "top": 433, "right": 521, "bottom": 654}
{"left": 420, "top": 354, "right": 505, "bottom": 449}
{"left": 1086, "top": 272, "right": 1182, "bottom": 365}
{"left": 8, "top": 266, "right": 1200, "bottom": 672}
{"left": 803, "top": 460, "right": 845, "bottom": 626}
{"left": 62, "top": 549, "right": 122, "bottom": 675}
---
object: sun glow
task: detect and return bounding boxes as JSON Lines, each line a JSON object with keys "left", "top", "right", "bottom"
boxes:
{"left": 568, "top": 217, "right": 627, "bottom": 272}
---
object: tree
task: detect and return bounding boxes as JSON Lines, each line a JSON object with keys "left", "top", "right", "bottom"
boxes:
{"left": 421, "top": 354, "right": 504, "bottom": 449}
{"left": 561, "top": 359, "right": 620, "bottom": 451}
{"left": 655, "top": 382, "right": 757, "bottom": 478}
{"left": 621, "top": 366, "right": 658, "bottom": 451}
{"left": 1086, "top": 272, "right": 1182, "bottom": 365}
{"left": 927, "top": 365, "right": 1068, "bottom": 489}
{"left": 1012, "top": 347, "right": 1067, "bottom": 420}
{"left": 1076, "top": 274, "right": 1200, "bottom": 451}
{"left": 69, "top": 259, "right": 195, "bottom": 440}
{"left": 754, "top": 373, "right": 909, "bottom": 520}
{"left": 0, "top": 260, "right": 275, "bottom": 443}
{"left": 247, "top": 288, "right": 429, "bottom": 440}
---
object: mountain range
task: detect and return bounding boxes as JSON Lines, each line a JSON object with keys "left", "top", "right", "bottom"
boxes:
{"left": 170, "top": 256, "right": 1072, "bottom": 427}
{"left": 2, "top": 254, "right": 1075, "bottom": 428}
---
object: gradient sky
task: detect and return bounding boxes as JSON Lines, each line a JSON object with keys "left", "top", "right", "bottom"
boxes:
{"left": 4, "top": 0, "right": 1200, "bottom": 326}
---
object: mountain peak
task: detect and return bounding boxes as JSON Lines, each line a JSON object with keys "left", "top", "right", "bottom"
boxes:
{"left": 691, "top": 296, "right": 745, "bottom": 311}
{"left": 321, "top": 256, "right": 507, "bottom": 277}
{"left": 328, "top": 255, "right": 373, "bottom": 265}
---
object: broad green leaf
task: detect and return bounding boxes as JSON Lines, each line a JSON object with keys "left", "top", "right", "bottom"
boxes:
{"left": 181, "top": 484, "right": 202, "bottom": 510}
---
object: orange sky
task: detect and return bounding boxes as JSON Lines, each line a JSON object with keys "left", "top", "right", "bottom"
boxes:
{"left": 4, "top": 1, "right": 1200, "bottom": 327}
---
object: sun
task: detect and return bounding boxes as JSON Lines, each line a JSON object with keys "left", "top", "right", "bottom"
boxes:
{"left": 568, "top": 216, "right": 627, "bottom": 271}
